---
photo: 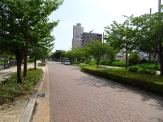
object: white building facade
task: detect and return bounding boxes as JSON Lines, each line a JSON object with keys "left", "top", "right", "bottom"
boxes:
{"left": 72, "top": 23, "right": 84, "bottom": 48}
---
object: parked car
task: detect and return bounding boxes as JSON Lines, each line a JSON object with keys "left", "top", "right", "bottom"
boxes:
{"left": 64, "top": 60, "right": 70, "bottom": 65}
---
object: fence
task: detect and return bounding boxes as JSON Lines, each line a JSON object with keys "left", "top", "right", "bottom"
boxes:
{"left": 0, "top": 60, "right": 17, "bottom": 69}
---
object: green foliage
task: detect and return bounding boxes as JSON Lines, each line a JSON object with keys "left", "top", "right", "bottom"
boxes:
{"left": 0, "top": 0, "right": 63, "bottom": 83}
{"left": 129, "top": 52, "right": 140, "bottom": 65}
{"left": 88, "top": 60, "right": 96, "bottom": 66}
{"left": 139, "top": 58, "right": 149, "bottom": 64}
{"left": 137, "top": 68, "right": 156, "bottom": 74}
{"left": 51, "top": 50, "right": 65, "bottom": 60}
{"left": 83, "top": 60, "right": 90, "bottom": 64}
{"left": 99, "top": 60, "right": 112, "bottom": 65}
{"left": 128, "top": 66, "right": 140, "bottom": 72}
{"left": 0, "top": 68, "right": 43, "bottom": 105}
{"left": 28, "top": 58, "right": 34, "bottom": 63}
{"left": 136, "top": 63, "right": 160, "bottom": 70}
{"left": 84, "top": 40, "right": 109, "bottom": 66}
{"left": 38, "top": 63, "right": 46, "bottom": 67}
{"left": 111, "top": 60, "right": 126, "bottom": 67}
{"left": 81, "top": 66, "right": 163, "bottom": 95}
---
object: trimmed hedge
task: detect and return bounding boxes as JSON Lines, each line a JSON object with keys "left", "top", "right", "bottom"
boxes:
{"left": 81, "top": 66, "right": 163, "bottom": 96}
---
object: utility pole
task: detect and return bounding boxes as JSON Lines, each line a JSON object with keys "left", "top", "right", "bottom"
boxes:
{"left": 103, "top": 32, "right": 104, "bottom": 43}
{"left": 148, "top": 8, "right": 152, "bottom": 61}
{"left": 89, "top": 30, "right": 93, "bottom": 41}
{"left": 158, "top": 0, "right": 163, "bottom": 76}
{"left": 158, "top": 0, "right": 161, "bottom": 12}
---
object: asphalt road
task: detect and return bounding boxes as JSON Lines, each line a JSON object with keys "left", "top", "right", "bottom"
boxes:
{"left": 48, "top": 62, "right": 163, "bottom": 122}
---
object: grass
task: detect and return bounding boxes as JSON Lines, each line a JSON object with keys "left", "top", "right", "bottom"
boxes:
{"left": 38, "top": 62, "right": 46, "bottom": 67}
{"left": 0, "top": 68, "right": 43, "bottom": 105}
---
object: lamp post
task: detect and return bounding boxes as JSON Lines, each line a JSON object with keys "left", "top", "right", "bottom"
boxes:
{"left": 89, "top": 30, "right": 94, "bottom": 41}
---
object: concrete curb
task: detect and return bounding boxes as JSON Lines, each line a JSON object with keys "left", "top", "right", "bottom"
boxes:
{"left": 20, "top": 68, "right": 46, "bottom": 122}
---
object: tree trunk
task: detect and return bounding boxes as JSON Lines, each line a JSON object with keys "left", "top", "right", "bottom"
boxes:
{"left": 125, "top": 51, "right": 128, "bottom": 70}
{"left": 34, "top": 58, "right": 37, "bottom": 70}
{"left": 15, "top": 49, "right": 22, "bottom": 84}
{"left": 148, "top": 53, "right": 151, "bottom": 61}
{"left": 23, "top": 51, "right": 28, "bottom": 77}
{"left": 159, "top": 44, "right": 163, "bottom": 76}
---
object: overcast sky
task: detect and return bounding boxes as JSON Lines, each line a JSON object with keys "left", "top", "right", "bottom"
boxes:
{"left": 48, "top": 0, "right": 160, "bottom": 52}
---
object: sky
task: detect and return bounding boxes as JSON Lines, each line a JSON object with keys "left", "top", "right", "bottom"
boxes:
{"left": 48, "top": 0, "right": 161, "bottom": 52}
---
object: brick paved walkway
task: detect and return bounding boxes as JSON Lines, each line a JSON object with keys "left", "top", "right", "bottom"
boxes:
{"left": 48, "top": 62, "right": 163, "bottom": 122}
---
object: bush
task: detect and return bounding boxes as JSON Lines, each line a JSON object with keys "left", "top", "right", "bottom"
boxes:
{"left": 111, "top": 60, "right": 125, "bottom": 67}
{"left": 129, "top": 52, "right": 140, "bottom": 66}
{"left": 99, "top": 60, "right": 112, "bottom": 65}
{"left": 128, "top": 66, "right": 140, "bottom": 72}
{"left": 136, "top": 63, "right": 160, "bottom": 70}
{"left": 88, "top": 60, "right": 96, "bottom": 65}
{"left": 81, "top": 66, "right": 163, "bottom": 95}
{"left": 38, "top": 62, "right": 46, "bottom": 66}
{"left": 137, "top": 68, "right": 156, "bottom": 74}
{"left": 137, "top": 68, "right": 147, "bottom": 73}
{"left": 139, "top": 58, "right": 148, "bottom": 64}
{"left": 83, "top": 60, "right": 90, "bottom": 64}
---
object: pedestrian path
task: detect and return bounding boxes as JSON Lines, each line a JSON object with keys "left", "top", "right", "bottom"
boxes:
{"left": 48, "top": 62, "right": 163, "bottom": 122}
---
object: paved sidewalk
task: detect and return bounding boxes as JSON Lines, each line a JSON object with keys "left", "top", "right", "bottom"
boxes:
{"left": 30, "top": 65, "right": 50, "bottom": 122}
{"left": 0, "top": 62, "right": 46, "bottom": 122}
{"left": 49, "top": 62, "right": 163, "bottom": 122}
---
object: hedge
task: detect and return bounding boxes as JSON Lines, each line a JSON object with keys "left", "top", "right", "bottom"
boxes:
{"left": 81, "top": 66, "right": 163, "bottom": 96}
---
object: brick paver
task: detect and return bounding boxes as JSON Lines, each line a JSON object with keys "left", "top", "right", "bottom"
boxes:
{"left": 48, "top": 62, "right": 163, "bottom": 122}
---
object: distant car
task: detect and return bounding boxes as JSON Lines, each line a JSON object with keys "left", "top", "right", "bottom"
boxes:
{"left": 64, "top": 60, "right": 70, "bottom": 65}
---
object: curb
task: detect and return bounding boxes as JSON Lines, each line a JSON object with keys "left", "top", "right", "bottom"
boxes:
{"left": 20, "top": 68, "right": 46, "bottom": 122}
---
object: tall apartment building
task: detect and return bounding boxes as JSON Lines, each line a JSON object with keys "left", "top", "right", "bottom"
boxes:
{"left": 81, "top": 32, "right": 102, "bottom": 47}
{"left": 72, "top": 23, "right": 84, "bottom": 48}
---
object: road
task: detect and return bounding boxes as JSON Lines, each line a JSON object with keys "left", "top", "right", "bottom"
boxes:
{"left": 48, "top": 62, "right": 163, "bottom": 122}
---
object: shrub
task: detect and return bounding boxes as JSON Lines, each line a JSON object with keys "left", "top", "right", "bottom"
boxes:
{"left": 88, "top": 60, "right": 96, "bottom": 65}
{"left": 83, "top": 60, "right": 90, "bottom": 64}
{"left": 99, "top": 60, "right": 112, "bottom": 65}
{"left": 111, "top": 60, "right": 126, "bottom": 67}
{"left": 38, "top": 62, "right": 46, "bottom": 66}
{"left": 139, "top": 58, "right": 148, "bottom": 64}
{"left": 137, "top": 68, "right": 156, "bottom": 74}
{"left": 128, "top": 66, "right": 140, "bottom": 72}
{"left": 137, "top": 68, "right": 147, "bottom": 73}
{"left": 81, "top": 66, "right": 163, "bottom": 95}
{"left": 129, "top": 52, "right": 140, "bottom": 66}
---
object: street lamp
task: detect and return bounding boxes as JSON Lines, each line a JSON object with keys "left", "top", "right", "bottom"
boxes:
{"left": 89, "top": 30, "right": 94, "bottom": 41}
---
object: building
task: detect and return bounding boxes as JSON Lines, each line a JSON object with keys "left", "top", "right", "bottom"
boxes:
{"left": 81, "top": 32, "right": 102, "bottom": 47}
{"left": 72, "top": 23, "right": 84, "bottom": 48}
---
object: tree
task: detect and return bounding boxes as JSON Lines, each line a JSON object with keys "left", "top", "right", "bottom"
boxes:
{"left": 51, "top": 50, "right": 65, "bottom": 61}
{"left": 104, "top": 19, "right": 138, "bottom": 69}
{"left": 130, "top": 12, "right": 163, "bottom": 76}
{"left": 85, "top": 40, "right": 109, "bottom": 66}
{"left": 0, "top": 0, "right": 63, "bottom": 83}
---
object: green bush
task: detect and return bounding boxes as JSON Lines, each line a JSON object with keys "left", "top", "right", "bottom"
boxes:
{"left": 111, "top": 60, "right": 126, "bottom": 67}
{"left": 99, "top": 60, "right": 112, "bottom": 65}
{"left": 81, "top": 66, "right": 163, "bottom": 95}
{"left": 88, "top": 60, "right": 96, "bottom": 65}
{"left": 128, "top": 66, "right": 140, "bottom": 72}
{"left": 137, "top": 63, "right": 160, "bottom": 70}
{"left": 83, "top": 60, "right": 90, "bottom": 64}
{"left": 137, "top": 68, "right": 156, "bottom": 74}
{"left": 38, "top": 62, "right": 46, "bottom": 66}
{"left": 129, "top": 52, "right": 140, "bottom": 66}
{"left": 137, "top": 68, "right": 147, "bottom": 73}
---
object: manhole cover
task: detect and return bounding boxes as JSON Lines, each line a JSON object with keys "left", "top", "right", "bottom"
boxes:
{"left": 37, "top": 93, "right": 45, "bottom": 97}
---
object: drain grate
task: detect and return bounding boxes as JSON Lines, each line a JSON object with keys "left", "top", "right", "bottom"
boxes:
{"left": 37, "top": 93, "right": 45, "bottom": 97}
